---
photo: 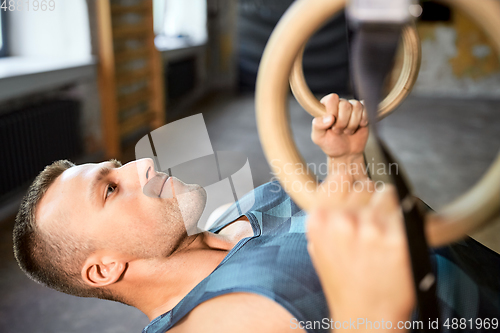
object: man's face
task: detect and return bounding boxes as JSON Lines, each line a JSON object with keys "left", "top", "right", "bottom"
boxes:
{"left": 36, "top": 158, "right": 207, "bottom": 259}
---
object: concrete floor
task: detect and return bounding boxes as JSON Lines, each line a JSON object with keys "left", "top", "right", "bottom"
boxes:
{"left": 0, "top": 92, "right": 499, "bottom": 332}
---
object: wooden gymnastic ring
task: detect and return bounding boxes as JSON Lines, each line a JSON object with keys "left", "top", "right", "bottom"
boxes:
{"left": 256, "top": 0, "right": 500, "bottom": 247}
{"left": 290, "top": 24, "right": 421, "bottom": 119}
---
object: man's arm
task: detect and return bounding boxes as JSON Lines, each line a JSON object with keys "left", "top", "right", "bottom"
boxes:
{"left": 168, "top": 292, "right": 305, "bottom": 333}
{"left": 311, "top": 94, "right": 372, "bottom": 190}
{"left": 307, "top": 186, "right": 415, "bottom": 333}
{"left": 309, "top": 95, "right": 414, "bottom": 331}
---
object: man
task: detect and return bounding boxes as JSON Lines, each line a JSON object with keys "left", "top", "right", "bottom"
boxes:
{"left": 13, "top": 94, "right": 500, "bottom": 332}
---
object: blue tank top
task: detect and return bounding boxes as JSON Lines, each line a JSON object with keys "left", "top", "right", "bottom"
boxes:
{"left": 142, "top": 181, "right": 330, "bottom": 333}
{"left": 143, "top": 182, "right": 500, "bottom": 333}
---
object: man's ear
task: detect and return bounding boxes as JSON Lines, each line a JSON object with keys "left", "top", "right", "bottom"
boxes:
{"left": 81, "top": 254, "right": 127, "bottom": 288}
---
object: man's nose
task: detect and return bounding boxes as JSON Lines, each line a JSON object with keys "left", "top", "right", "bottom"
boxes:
{"left": 122, "top": 158, "right": 156, "bottom": 189}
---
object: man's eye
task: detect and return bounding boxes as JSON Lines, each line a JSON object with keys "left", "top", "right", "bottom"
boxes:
{"left": 105, "top": 184, "right": 117, "bottom": 199}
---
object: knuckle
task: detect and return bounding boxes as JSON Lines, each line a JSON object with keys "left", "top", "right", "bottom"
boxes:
{"left": 381, "top": 186, "right": 397, "bottom": 202}
{"left": 360, "top": 224, "right": 379, "bottom": 243}
{"left": 339, "top": 100, "right": 351, "bottom": 111}
{"left": 349, "top": 99, "right": 361, "bottom": 108}
{"left": 348, "top": 121, "right": 358, "bottom": 129}
{"left": 387, "top": 232, "right": 406, "bottom": 250}
{"left": 334, "top": 211, "right": 356, "bottom": 233}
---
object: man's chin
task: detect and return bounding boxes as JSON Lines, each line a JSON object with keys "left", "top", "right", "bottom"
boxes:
{"left": 167, "top": 179, "right": 207, "bottom": 235}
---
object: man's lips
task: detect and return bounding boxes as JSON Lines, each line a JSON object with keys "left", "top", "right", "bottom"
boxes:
{"left": 143, "top": 172, "right": 169, "bottom": 198}
{"left": 158, "top": 174, "right": 170, "bottom": 198}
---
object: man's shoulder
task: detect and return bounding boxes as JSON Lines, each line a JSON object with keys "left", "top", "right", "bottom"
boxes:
{"left": 209, "top": 180, "right": 291, "bottom": 232}
{"left": 251, "top": 180, "right": 295, "bottom": 211}
{"left": 167, "top": 292, "right": 304, "bottom": 333}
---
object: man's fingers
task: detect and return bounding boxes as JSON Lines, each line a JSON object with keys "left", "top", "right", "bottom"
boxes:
{"left": 329, "top": 210, "right": 358, "bottom": 241}
{"left": 360, "top": 107, "right": 369, "bottom": 127}
{"left": 345, "top": 100, "right": 364, "bottom": 134}
{"left": 312, "top": 114, "right": 335, "bottom": 131}
{"left": 320, "top": 93, "right": 340, "bottom": 118}
{"left": 370, "top": 185, "right": 399, "bottom": 213}
{"left": 369, "top": 185, "right": 402, "bottom": 231}
{"left": 306, "top": 207, "right": 328, "bottom": 242}
{"left": 345, "top": 185, "right": 374, "bottom": 209}
{"left": 318, "top": 95, "right": 367, "bottom": 133}
{"left": 358, "top": 207, "right": 383, "bottom": 242}
{"left": 333, "top": 99, "right": 352, "bottom": 133}
{"left": 314, "top": 95, "right": 367, "bottom": 142}
{"left": 312, "top": 93, "right": 340, "bottom": 141}
{"left": 311, "top": 115, "right": 335, "bottom": 144}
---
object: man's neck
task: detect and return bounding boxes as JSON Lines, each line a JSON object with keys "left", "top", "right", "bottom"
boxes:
{"left": 124, "top": 217, "right": 253, "bottom": 320}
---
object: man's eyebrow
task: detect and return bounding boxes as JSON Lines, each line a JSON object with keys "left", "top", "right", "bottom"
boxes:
{"left": 88, "top": 160, "right": 121, "bottom": 206}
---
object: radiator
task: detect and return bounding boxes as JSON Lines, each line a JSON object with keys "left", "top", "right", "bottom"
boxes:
{"left": 0, "top": 99, "right": 83, "bottom": 202}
